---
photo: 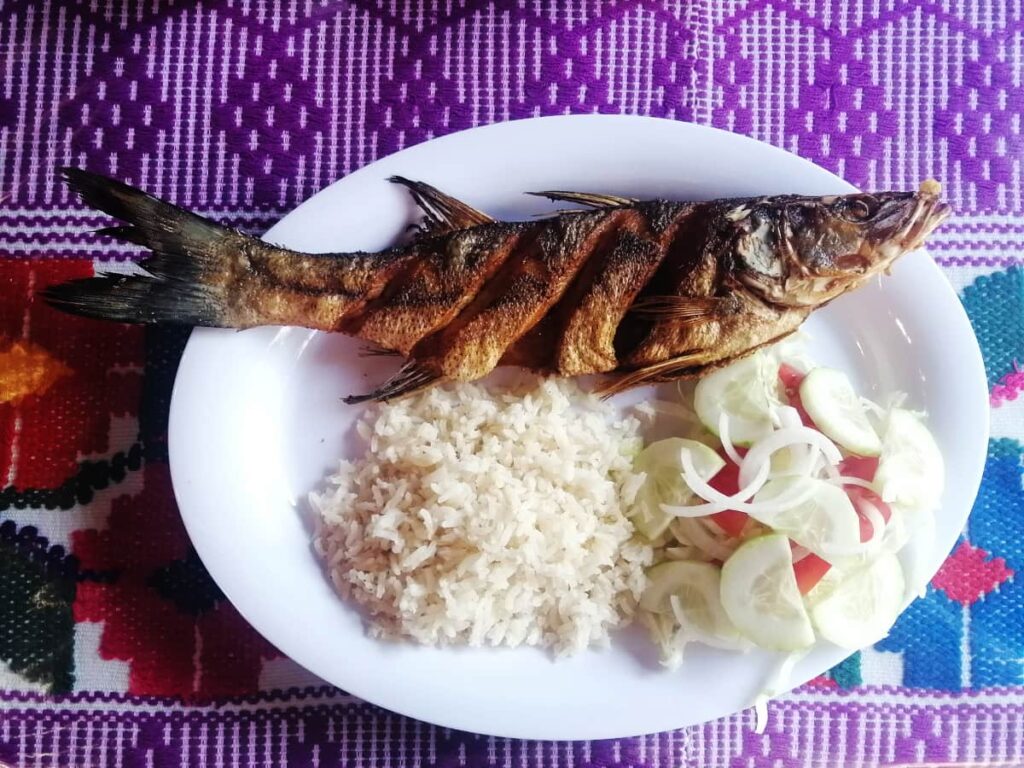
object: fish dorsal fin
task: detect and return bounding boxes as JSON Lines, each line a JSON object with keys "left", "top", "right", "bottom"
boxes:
{"left": 390, "top": 176, "right": 493, "bottom": 235}
{"left": 527, "top": 191, "right": 638, "bottom": 209}
{"left": 628, "top": 295, "right": 726, "bottom": 322}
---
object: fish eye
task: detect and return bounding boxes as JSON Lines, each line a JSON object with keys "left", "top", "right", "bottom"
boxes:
{"left": 840, "top": 197, "right": 875, "bottom": 222}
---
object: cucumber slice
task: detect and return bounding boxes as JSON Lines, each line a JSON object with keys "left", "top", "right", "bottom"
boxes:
{"left": 629, "top": 439, "right": 725, "bottom": 540}
{"left": 641, "top": 561, "right": 744, "bottom": 645}
{"left": 810, "top": 552, "right": 905, "bottom": 649}
{"left": 694, "top": 353, "right": 779, "bottom": 446}
{"left": 750, "top": 477, "right": 862, "bottom": 561}
{"left": 634, "top": 437, "right": 726, "bottom": 477}
{"left": 874, "top": 409, "right": 944, "bottom": 514}
{"left": 641, "top": 561, "right": 719, "bottom": 619}
{"left": 629, "top": 486, "right": 674, "bottom": 540}
{"left": 802, "top": 566, "right": 845, "bottom": 608}
{"left": 720, "top": 535, "right": 816, "bottom": 651}
{"left": 798, "top": 367, "right": 881, "bottom": 456}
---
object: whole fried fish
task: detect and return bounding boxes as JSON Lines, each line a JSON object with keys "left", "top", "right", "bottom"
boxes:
{"left": 44, "top": 170, "right": 949, "bottom": 401}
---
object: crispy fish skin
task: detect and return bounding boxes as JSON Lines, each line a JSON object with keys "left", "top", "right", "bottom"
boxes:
{"left": 415, "top": 209, "right": 627, "bottom": 381}
{"left": 555, "top": 202, "right": 692, "bottom": 376}
{"left": 43, "top": 169, "right": 950, "bottom": 401}
{"left": 352, "top": 223, "right": 530, "bottom": 355}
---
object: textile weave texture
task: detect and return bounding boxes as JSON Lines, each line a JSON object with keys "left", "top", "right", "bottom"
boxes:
{"left": 1, "top": 1, "right": 1022, "bottom": 766}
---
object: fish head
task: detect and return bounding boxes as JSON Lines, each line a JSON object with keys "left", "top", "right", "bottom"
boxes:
{"left": 727, "top": 180, "right": 951, "bottom": 306}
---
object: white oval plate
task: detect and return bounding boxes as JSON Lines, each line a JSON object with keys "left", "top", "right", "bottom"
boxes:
{"left": 169, "top": 116, "right": 988, "bottom": 740}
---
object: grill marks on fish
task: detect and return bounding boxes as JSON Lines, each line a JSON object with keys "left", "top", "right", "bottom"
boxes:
{"left": 239, "top": 198, "right": 720, "bottom": 391}
{"left": 416, "top": 209, "right": 626, "bottom": 381}
{"left": 49, "top": 175, "right": 759, "bottom": 396}
{"left": 554, "top": 229, "right": 656, "bottom": 375}
{"left": 351, "top": 224, "right": 529, "bottom": 354}
{"left": 45, "top": 169, "right": 949, "bottom": 402}
{"left": 554, "top": 203, "right": 692, "bottom": 375}
{"left": 612, "top": 206, "right": 720, "bottom": 367}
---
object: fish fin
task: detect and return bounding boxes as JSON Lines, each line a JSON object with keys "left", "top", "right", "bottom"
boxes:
{"left": 94, "top": 225, "right": 150, "bottom": 247}
{"left": 628, "top": 295, "right": 724, "bottom": 322}
{"left": 62, "top": 168, "right": 230, "bottom": 262}
{"left": 597, "top": 352, "right": 710, "bottom": 397}
{"left": 343, "top": 361, "right": 441, "bottom": 404}
{"left": 530, "top": 209, "right": 592, "bottom": 218}
{"left": 357, "top": 345, "right": 402, "bottom": 358}
{"left": 41, "top": 275, "right": 225, "bottom": 325}
{"left": 389, "top": 176, "right": 493, "bottom": 235}
{"left": 527, "top": 191, "right": 638, "bottom": 209}
{"left": 41, "top": 168, "right": 239, "bottom": 325}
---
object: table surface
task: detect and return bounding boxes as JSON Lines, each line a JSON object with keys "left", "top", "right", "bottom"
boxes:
{"left": 1, "top": 1, "right": 1022, "bottom": 766}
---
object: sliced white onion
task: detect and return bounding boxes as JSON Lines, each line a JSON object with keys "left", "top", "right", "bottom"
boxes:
{"left": 858, "top": 498, "right": 886, "bottom": 545}
{"left": 752, "top": 650, "right": 806, "bottom": 735}
{"left": 812, "top": 490, "right": 887, "bottom": 560}
{"left": 669, "top": 520, "right": 694, "bottom": 547}
{"left": 804, "top": 448, "right": 828, "bottom": 478}
{"left": 641, "top": 611, "right": 685, "bottom": 670}
{"left": 663, "top": 479, "right": 818, "bottom": 520}
{"left": 776, "top": 450, "right": 831, "bottom": 481}
{"left": 751, "top": 479, "right": 823, "bottom": 518}
{"left": 777, "top": 405, "right": 821, "bottom": 476}
{"left": 665, "top": 451, "right": 821, "bottom": 519}
{"left": 739, "top": 426, "right": 844, "bottom": 489}
{"left": 718, "top": 412, "right": 745, "bottom": 466}
{"left": 749, "top": 651, "right": 802, "bottom": 741}
{"left": 661, "top": 450, "right": 771, "bottom": 517}
{"left": 702, "top": 516, "right": 727, "bottom": 535}
{"left": 663, "top": 545, "right": 714, "bottom": 563}
{"left": 805, "top": 450, "right": 832, "bottom": 479}
{"left": 815, "top": 538, "right": 878, "bottom": 561}
{"left": 662, "top": 499, "right": 729, "bottom": 517}
{"left": 769, "top": 649, "right": 805, "bottom": 692}
{"left": 672, "top": 518, "right": 737, "bottom": 561}
{"left": 830, "top": 475, "right": 877, "bottom": 491}
{"left": 753, "top": 698, "right": 769, "bottom": 734}
{"left": 683, "top": 448, "right": 770, "bottom": 506}
{"left": 776, "top": 405, "right": 803, "bottom": 430}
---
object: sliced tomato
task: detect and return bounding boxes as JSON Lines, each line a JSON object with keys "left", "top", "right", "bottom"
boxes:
{"left": 793, "top": 552, "right": 832, "bottom": 594}
{"left": 709, "top": 509, "right": 749, "bottom": 538}
{"left": 778, "top": 363, "right": 815, "bottom": 427}
{"left": 846, "top": 485, "right": 892, "bottom": 542}
{"left": 837, "top": 455, "right": 880, "bottom": 481}
{"left": 706, "top": 458, "right": 750, "bottom": 538}
{"left": 709, "top": 457, "right": 739, "bottom": 493}
{"left": 790, "top": 486, "right": 893, "bottom": 592}
{"left": 778, "top": 362, "right": 806, "bottom": 392}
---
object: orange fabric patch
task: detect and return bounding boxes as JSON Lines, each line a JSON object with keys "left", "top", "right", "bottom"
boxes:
{"left": 0, "top": 340, "right": 71, "bottom": 405}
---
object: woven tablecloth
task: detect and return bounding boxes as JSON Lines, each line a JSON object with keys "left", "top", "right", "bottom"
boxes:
{"left": 1, "top": 2, "right": 1022, "bottom": 766}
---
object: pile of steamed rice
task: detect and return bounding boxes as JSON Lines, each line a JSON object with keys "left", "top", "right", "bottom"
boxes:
{"left": 311, "top": 377, "right": 652, "bottom": 654}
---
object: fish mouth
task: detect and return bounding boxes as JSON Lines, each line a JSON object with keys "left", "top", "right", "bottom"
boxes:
{"left": 898, "top": 182, "right": 952, "bottom": 251}
{"left": 867, "top": 183, "right": 951, "bottom": 272}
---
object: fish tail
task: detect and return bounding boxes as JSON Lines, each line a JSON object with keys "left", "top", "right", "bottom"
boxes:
{"left": 42, "top": 168, "right": 243, "bottom": 326}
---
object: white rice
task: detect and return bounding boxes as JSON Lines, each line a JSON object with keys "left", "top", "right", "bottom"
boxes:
{"left": 311, "top": 376, "right": 652, "bottom": 655}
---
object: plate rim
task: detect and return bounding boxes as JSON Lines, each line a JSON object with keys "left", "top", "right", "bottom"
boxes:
{"left": 167, "top": 114, "right": 990, "bottom": 739}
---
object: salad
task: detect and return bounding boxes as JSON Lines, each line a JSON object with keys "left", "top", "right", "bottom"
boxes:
{"left": 629, "top": 343, "right": 944, "bottom": 725}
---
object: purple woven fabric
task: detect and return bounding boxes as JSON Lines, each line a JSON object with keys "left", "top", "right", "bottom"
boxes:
{"left": 2, "top": 1, "right": 1023, "bottom": 766}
